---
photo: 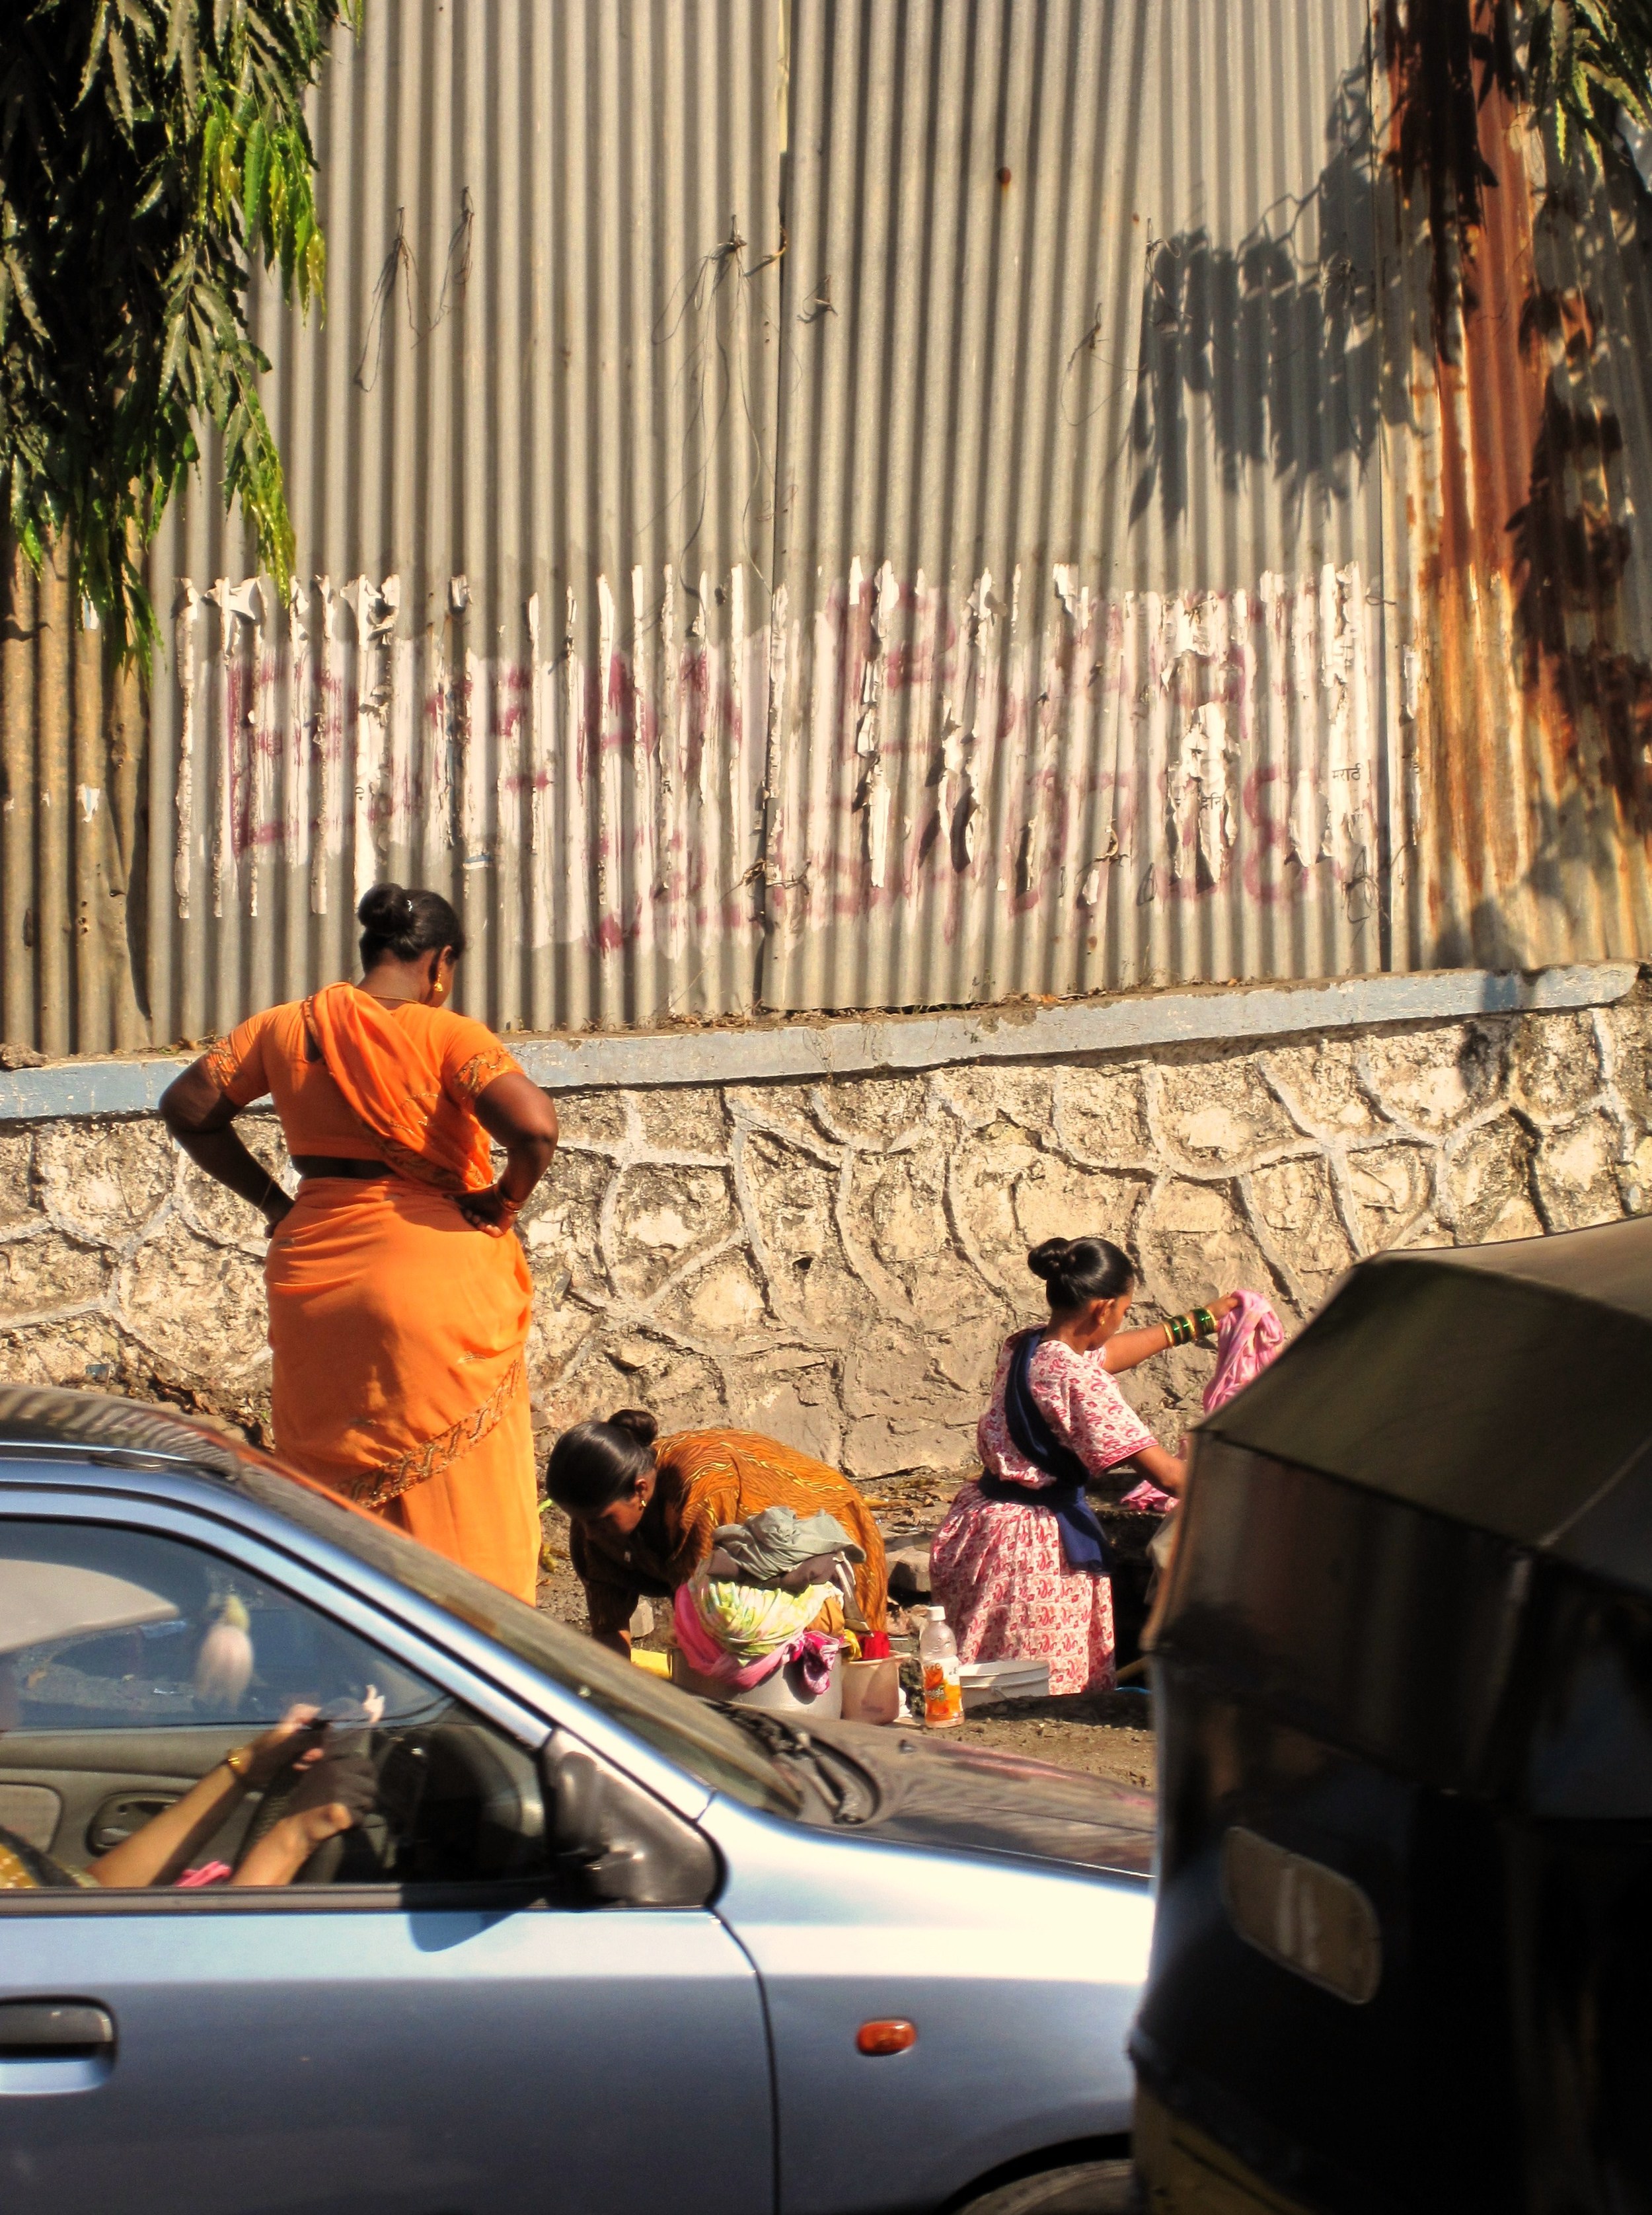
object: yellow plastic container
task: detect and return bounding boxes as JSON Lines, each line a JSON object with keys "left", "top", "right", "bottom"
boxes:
{"left": 629, "top": 1647, "right": 671, "bottom": 1678}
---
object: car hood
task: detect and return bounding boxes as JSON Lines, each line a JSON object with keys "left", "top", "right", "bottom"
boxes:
{"left": 802, "top": 1718, "right": 1156, "bottom": 1879}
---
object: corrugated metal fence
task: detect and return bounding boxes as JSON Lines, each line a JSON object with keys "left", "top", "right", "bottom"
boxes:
{"left": 5, "top": 0, "right": 1652, "bottom": 1055}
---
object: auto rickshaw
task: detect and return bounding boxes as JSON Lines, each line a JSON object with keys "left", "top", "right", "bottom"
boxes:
{"left": 1134, "top": 1217, "right": 1652, "bottom": 2215}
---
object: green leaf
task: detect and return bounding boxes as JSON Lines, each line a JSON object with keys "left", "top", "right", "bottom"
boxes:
{"left": 107, "top": 22, "right": 138, "bottom": 133}
{"left": 178, "top": 11, "right": 200, "bottom": 105}
{"left": 159, "top": 309, "right": 191, "bottom": 394}
{"left": 243, "top": 116, "right": 270, "bottom": 246}
{"left": 1, "top": 246, "right": 48, "bottom": 342}
{"left": 303, "top": 226, "right": 324, "bottom": 311}
{"left": 77, "top": 5, "right": 113, "bottom": 104}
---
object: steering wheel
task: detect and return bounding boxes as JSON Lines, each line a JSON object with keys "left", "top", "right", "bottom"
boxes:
{"left": 232, "top": 1731, "right": 430, "bottom": 1885}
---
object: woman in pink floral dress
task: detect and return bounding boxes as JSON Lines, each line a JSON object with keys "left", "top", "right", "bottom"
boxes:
{"left": 930, "top": 1237, "right": 1238, "bottom": 1694}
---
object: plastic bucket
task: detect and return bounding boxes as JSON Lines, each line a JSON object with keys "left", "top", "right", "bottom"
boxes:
{"left": 670, "top": 1645, "right": 844, "bottom": 1717}
{"left": 841, "top": 1657, "right": 901, "bottom": 1725}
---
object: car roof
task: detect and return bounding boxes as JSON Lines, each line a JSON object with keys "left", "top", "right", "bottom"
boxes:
{"left": 0, "top": 1384, "right": 256, "bottom": 1483}
{"left": 1413, "top": 1213, "right": 1652, "bottom": 1321}
{"left": 1199, "top": 1216, "right": 1652, "bottom": 1575}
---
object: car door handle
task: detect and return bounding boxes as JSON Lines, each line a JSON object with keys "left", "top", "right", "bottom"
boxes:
{"left": 0, "top": 2002, "right": 115, "bottom": 2058}
{"left": 87, "top": 1793, "right": 180, "bottom": 1854}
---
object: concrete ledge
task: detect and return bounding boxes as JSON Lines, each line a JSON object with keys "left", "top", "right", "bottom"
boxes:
{"left": 0, "top": 1060, "right": 186, "bottom": 1122}
{"left": 515, "top": 965, "right": 1641, "bottom": 1092}
{"left": 0, "top": 963, "right": 1638, "bottom": 1121}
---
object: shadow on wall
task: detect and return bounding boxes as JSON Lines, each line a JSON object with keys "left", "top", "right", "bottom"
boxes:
{"left": 1125, "top": 2, "right": 1652, "bottom": 969}
{"left": 1126, "top": 57, "right": 1383, "bottom": 544}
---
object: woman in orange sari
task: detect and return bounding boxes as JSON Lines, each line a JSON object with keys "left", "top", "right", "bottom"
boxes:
{"left": 160, "top": 885, "right": 558, "bottom": 1601}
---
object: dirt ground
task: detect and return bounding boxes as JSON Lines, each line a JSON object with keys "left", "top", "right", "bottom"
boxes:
{"left": 944, "top": 1690, "right": 1156, "bottom": 1791}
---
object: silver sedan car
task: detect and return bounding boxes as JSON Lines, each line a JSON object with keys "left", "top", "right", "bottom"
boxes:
{"left": 0, "top": 1389, "right": 1151, "bottom": 2215}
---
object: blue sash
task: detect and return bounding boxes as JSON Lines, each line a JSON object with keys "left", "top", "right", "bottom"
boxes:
{"left": 976, "top": 1329, "right": 1110, "bottom": 1574}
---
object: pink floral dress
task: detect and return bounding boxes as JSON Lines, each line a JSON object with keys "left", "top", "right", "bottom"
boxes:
{"left": 930, "top": 1331, "right": 1156, "bottom": 1694}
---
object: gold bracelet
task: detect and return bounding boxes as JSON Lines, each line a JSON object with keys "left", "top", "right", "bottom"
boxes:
{"left": 223, "top": 1745, "right": 255, "bottom": 1784}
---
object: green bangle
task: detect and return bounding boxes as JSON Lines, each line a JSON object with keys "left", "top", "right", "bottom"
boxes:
{"left": 1193, "top": 1306, "right": 1217, "bottom": 1340}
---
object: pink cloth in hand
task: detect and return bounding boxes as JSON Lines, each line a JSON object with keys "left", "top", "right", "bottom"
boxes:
{"left": 1119, "top": 1478, "right": 1177, "bottom": 1513}
{"left": 1203, "top": 1290, "right": 1285, "bottom": 1413}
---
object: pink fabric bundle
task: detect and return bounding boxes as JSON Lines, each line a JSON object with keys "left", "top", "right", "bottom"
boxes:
{"left": 1203, "top": 1290, "right": 1285, "bottom": 1413}
{"left": 1118, "top": 1477, "right": 1176, "bottom": 1512}
{"left": 177, "top": 1861, "right": 233, "bottom": 1889}
{"left": 671, "top": 1585, "right": 843, "bottom": 1692}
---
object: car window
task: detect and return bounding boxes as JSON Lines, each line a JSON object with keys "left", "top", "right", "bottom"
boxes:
{"left": 0, "top": 1522, "right": 437, "bottom": 1730}
{"left": 0, "top": 1520, "right": 549, "bottom": 1896}
{"left": 240, "top": 1468, "right": 804, "bottom": 1817}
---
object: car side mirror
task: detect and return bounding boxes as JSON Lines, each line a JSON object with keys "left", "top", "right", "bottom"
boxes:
{"left": 540, "top": 1734, "right": 719, "bottom": 1908}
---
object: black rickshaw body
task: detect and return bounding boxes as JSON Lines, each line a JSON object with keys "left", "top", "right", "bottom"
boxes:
{"left": 1133, "top": 1218, "right": 1652, "bottom": 2215}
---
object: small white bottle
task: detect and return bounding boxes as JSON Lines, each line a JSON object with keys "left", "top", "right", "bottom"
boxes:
{"left": 919, "top": 1606, "right": 964, "bottom": 1728}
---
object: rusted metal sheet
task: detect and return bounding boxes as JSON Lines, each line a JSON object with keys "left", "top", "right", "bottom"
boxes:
{"left": 1376, "top": 0, "right": 1652, "bottom": 970}
{"left": 7, "top": 0, "right": 1652, "bottom": 1055}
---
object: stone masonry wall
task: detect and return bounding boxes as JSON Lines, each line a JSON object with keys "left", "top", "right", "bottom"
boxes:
{"left": 3, "top": 993, "right": 1650, "bottom": 1498}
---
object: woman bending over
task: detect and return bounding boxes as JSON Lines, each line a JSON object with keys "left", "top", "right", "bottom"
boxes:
{"left": 546, "top": 1411, "right": 887, "bottom": 1655}
{"left": 930, "top": 1236, "right": 1237, "bottom": 1696}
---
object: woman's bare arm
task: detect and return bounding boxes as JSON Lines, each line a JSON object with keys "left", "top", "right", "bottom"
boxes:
{"left": 1135, "top": 1442, "right": 1185, "bottom": 1497}
{"left": 463, "top": 1072, "right": 560, "bottom": 1233}
{"left": 1103, "top": 1324, "right": 1181, "bottom": 1373}
{"left": 159, "top": 1062, "right": 291, "bottom": 1229}
{"left": 1104, "top": 1293, "right": 1244, "bottom": 1372}
{"left": 91, "top": 1707, "right": 322, "bottom": 1887}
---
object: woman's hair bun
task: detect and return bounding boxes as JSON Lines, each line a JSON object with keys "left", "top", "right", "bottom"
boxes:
{"left": 357, "top": 882, "right": 415, "bottom": 935}
{"left": 1026, "top": 1238, "right": 1070, "bottom": 1283}
{"left": 1026, "top": 1234, "right": 1137, "bottom": 1310}
{"left": 607, "top": 1407, "right": 659, "bottom": 1447}
{"left": 355, "top": 882, "right": 467, "bottom": 965}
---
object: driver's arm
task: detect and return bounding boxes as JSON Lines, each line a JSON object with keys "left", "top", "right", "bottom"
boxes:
{"left": 231, "top": 1802, "right": 356, "bottom": 1887}
{"left": 231, "top": 1741, "right": 376, "bottom": 1885}
{"left": 89, "top": 1706, "right": 321, "bottom": 1890}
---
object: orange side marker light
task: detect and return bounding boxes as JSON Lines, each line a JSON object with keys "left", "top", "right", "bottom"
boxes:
{"left": 856, "top": 2018, "right": 917, "bottom": 2056}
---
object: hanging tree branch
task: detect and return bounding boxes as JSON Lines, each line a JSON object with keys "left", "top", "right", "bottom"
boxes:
{"left": 1522, "top": 0, "right": 1652, "bottom": 164}
{"left": 0, "top": 0, "right": 360, "bottom": 665}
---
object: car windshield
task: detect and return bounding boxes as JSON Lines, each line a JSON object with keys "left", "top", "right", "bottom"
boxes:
{"left": 238, "top": 1467, "right": 803, "bottom": 1817}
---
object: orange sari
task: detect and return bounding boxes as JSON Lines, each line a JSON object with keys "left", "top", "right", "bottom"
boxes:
{"left": 206, "top": 983, "right": 539, "bottom": 1601}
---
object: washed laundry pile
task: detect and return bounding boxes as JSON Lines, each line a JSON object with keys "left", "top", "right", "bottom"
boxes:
{"left": 673, "top": 1505, "right": 866, "bottom": 1692}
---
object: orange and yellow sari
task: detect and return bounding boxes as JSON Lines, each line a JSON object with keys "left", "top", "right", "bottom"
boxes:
{"left": 206, "top": 983, "right": 539, "bottom": 1601}
{"left": 570, "top": 1429, "right": 888, "bottom": 1639}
